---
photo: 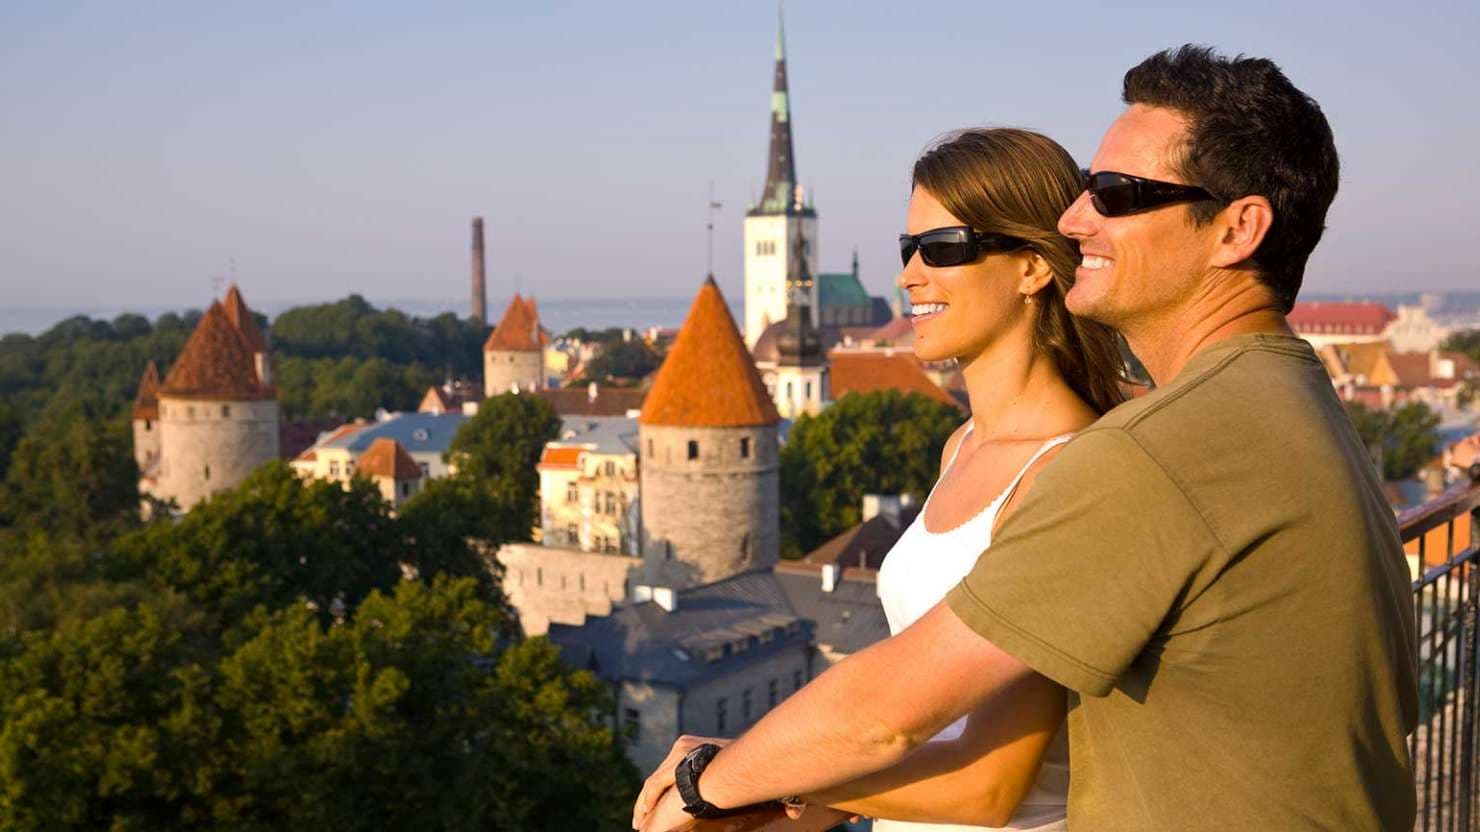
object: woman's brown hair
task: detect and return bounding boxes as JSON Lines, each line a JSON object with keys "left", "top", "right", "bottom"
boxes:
{"left": 912, "top": 128, "right": 1127, "bottom": 414}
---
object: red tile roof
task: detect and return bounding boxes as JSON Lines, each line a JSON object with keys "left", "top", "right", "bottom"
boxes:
{"left": 356, "top": 437, "right": 422, "bottom": 480}
{"left": 536, "top": 386, "right": 647, "bottom": 417}
{"left": 1388, "top": 353, "right": 1433, "bottom": 388}
{"left": 640, "top": 277, "right": 780, "bottom": 427}
{"left": 222, "top": 284, "right": 268, "bottom": 353}
{"left": 133, "top": 361, "right": 161, "bottom": 420}
{"left": 160, "top": 302, "right": 275, "bottom": 401}
{"left": 539, "top": 446, "right": 585, "bottom": 469}
{"left": 828, "top": 350, "right": 962, "bottom": 409}
{"left": 484, "top": 294, "right": 544, "bottom": 352}
{"left": 1287, "top": 302, "right": 1395, "bottom": 335}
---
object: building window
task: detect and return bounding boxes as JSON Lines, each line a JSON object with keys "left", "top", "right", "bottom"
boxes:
{"left": 567, "top": 483, "right": 578, "bottom": 504}
{"left": 418, "top": 462, "right": 429, "bottom": 477}
{"left": 716, "top": 698, "right": 728, "bottom": 734}
{"left": 665, "top": 541, "right": 673, "bottom": 561}
{"left": 785, "top": 380, "right": 794, "bottom": 400}
{"left": 604, "top": 460, "right": 615, "bottom": 477}
{"left": 579, "top": 573, "right": 586, "bottom": 591}
{"left": 687, "top": 440, "right": 698, "bottom": 460}
{"left": 623, "top": 707, "right": 640, "bottom": 741}
{"left": 804, "top": 381, "right": 812, "bottom": 399}
{"left": 203, "top": 464, "right": 210, "bottom": 481}
{"left": 768, "top": 679, "right": 779, "bottom": 709}
{"left": 793, "top": 669, "right": 804, "bottom": 692}
{"left": 330, "top": 461, "right": 340, "bottom": 477}
{"left": 742, "top": 689, "right": 753, "bottom": 723}
{"left": 221, "top": 404, "right": 231, "bottom": 418}
{"left": 400, "top": 482, "right": 410, "bottom": 498}
{"left": 187, "top": 406, "right": 195, "bottom": 418}
{"left": 740, "top": 437, "right": 750, "bottom": 458}
{"left": 537, "top": 567, "right": 543, "bottom": 586}
{"left": 647, "top": 439, "right": 654, "bottom": 457}
{"left": 567, "top": 524, "right": 578, "bottom": 543}
{"left": 144, "top": 419, "right": 152, "bottom": 431}
{"left": 605, "top": 492, "right": 617, "bottom": 515}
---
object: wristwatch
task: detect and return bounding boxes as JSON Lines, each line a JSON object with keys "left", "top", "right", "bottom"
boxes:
{"left": 675, "top": 743, "right": 730, "bottom": 818}
{"left": 674, "top": 743, "right": 782, "bottom": 819}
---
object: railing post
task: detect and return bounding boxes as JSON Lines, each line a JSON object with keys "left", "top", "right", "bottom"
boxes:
{"left": 1461, "top": 562, "right": 1477, "bottom": 832}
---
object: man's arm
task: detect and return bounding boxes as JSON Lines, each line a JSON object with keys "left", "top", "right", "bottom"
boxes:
{"left": 694, "top": 599, "right": 1034, "bottom": 811}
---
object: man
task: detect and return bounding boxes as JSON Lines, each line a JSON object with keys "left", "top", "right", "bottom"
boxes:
{"left": 637, "top": 45, "right": 1417, "bottom": 830}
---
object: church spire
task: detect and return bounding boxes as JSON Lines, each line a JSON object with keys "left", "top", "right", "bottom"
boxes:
{"left": 755, "top": 3, "right": 808, "bottom": 217}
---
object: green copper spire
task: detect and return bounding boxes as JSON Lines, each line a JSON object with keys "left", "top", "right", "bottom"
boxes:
{"left": 754, "top": 4, "right": 811, "bottom": 217}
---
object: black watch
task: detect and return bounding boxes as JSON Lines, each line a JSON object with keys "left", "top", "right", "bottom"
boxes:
{"left": 674, "top": 743, "right": 731, "bottom": 818}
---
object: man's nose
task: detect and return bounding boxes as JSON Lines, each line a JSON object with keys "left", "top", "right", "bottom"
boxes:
{"left": 1058, "top": 190, "right": 1098, "bottom": 240}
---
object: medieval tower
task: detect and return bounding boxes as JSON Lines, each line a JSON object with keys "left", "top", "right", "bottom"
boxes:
{"left": 482, "top": 293, "right": 546, "bottom": 397}
{"left": 743, "top": 9, "right": 818, "bottom": 346}
{"left": 132, "top": 361, "right": 162, "bottom": 477}
{"left": 639, "top": 276, "right": 781, "bottom": 587}
{"left": 146, "top": 285, "right": 279, "bottom": 511}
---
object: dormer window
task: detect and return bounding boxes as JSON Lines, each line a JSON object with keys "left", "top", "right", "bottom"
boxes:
{"left": 412, "top": 428, "right": 430, "bottom": 442}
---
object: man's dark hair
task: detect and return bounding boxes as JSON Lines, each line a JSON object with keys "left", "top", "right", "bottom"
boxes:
{"left": 1123, "top": 45, "right": 1338, "bottom": 312}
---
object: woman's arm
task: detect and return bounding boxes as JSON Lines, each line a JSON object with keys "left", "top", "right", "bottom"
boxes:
{"left": 795, "top": 670, "right": 1065, "bottom": 826}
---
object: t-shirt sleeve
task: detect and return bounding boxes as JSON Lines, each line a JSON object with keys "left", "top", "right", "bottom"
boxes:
{"left": 945, "top": 427, "right": 1222, "bottom": 696}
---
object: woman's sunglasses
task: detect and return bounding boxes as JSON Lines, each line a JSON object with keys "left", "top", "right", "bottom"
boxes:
{"left": 1083, "top": 170, "right": 1218, "bottom": 217}
{"left": 899, "top": 226, "right": 1027, "bottom": 268}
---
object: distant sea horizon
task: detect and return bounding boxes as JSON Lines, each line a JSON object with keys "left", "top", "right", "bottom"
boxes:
{"left": 0, "top": 295, "right": 729, "bottom": 339}
{"left": 4, "top": 290, "right": 1478, "bottom": 339}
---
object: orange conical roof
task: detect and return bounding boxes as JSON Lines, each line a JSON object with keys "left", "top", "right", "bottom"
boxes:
{"left": 483, "top": 293, "right": 543, "bottom": 352}
{"left": 132, "top": 361, "right": 161, "bottom": 420}
{"left": 223, "top": 284, "right": 268, "bottom": 352}
{"left": 160, "top": 302, "right": 275, "bottom": 401}
{"left": 640, "top": 276, "right": 780, "bottom": 428}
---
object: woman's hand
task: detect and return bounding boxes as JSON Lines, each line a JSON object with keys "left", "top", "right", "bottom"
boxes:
{"left": 632, "top": 735, "right": 731, "bottom": 829}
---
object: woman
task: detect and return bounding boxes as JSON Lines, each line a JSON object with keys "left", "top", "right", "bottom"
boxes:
{"left": 633, "top": 128, "right": 1125, "bottom": 831}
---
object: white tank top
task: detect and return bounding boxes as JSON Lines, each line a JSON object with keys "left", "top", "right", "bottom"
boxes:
{"left": 873, "top": 426, "right": 1073, "bottom": 832}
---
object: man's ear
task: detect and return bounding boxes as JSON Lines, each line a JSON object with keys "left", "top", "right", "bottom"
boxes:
{"left": 1210, "top": 195, "right": 1273, "bottom": 269}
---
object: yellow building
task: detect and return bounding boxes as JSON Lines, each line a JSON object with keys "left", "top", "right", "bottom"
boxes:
{"left": 537, "top": 417, "right": 640, "bottom": 554}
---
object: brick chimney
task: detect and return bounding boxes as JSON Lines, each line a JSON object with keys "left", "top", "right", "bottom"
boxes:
{"left": 471, "top": 217, "right": 487, "bottom": 326}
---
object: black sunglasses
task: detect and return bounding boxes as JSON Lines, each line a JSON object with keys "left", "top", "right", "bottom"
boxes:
{"left": 1083, "top": 170, "right": 1217, "bottom": 217}
{"left": 899, "top": 226, "right": 1027, "bottom": 268}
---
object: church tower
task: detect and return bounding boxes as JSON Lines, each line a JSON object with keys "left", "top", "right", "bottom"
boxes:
{"left": 152, "top": 286, "right": 279, "bottom": 511}
{"left": 639, "top": 276, "right": 781, "bottom": 587}
{"left": 483, "top": 294, "right": 546, "bottom": 397}
{"left": 743, "top": 8, "right": 818, "bottom": 346}
{"left": 771, "top": 234, "right": 828, "bottom": 418}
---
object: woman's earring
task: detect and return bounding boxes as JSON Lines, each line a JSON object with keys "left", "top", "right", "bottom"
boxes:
{"left": 1022, "top": 293, "right": 1033, "bottom": 305}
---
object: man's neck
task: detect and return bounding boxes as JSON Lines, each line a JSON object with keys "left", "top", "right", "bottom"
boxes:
{"left": 1125, "top": 275, "right": 1293, "bottom": 386}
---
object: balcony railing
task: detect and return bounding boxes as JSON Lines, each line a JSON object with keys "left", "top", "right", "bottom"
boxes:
{"left": 1405, "top": 478, "right": 1480, "bottom": 831}
{"left": 681, "top": 478, "right": 1480, "bottom": 832}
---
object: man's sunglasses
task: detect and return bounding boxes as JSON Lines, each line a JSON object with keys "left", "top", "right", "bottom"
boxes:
{"left": 899, "top": 226, "right": 1027, "bottom": 268}
{"left": 1083, "top": 170, "right": 1217, "bottom": 217}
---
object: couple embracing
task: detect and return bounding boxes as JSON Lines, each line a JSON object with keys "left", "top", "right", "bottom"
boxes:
{"left": 635, "top": 44, "right": 1417, "bottom": 831}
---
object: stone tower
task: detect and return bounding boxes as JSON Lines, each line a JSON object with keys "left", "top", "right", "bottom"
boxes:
{"left": 151, "top": 286, "right": 279, "bottom": 511}
{"left": 483, "top": 293, "right": 546, "bottom": 397}
{"left": 132, "top": 361, "right": 162, "bottom": 478}
{"left": 771, "top": 236, "right": 827, "bottom": 419}
{"left": 743, "top": 7, "right": 818, "bottom": 346}
{"left": 639, "top": 276, "right": 781, "bottom": 587}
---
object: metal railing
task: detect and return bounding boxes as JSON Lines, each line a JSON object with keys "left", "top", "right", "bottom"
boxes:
{"left": 1405, "top": 479, "right": 1480, "bottom": 831}
{"left": 680, "top": 478, "right": 1480, "bottom": 832}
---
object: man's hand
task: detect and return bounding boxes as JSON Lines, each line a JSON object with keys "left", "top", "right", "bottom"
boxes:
{"left": 632, "top": 735, "right": 730, "bottom": 829}
{"left": 637, "top": 786, "right": 691, "bottom": 832}
{"left": 1452, "top": 435, "right": 1480, "bottom": 473}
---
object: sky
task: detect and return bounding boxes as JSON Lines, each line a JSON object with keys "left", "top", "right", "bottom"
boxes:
{"left": 1, "top": 0, "right": 1477, "bottom": 320}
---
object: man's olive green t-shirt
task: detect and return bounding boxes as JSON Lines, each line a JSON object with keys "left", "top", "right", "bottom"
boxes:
{"left": 946, "top": 334, "right": 1418, "bottom": 830}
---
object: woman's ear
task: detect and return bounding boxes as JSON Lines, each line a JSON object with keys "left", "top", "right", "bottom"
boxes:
{"left": 1019, "top": 249, "right": 1055, "bottom": 296}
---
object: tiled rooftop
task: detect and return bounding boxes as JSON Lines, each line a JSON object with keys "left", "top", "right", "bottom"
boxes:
{"left": 159, "top": 301, "right": 274, "bottom": 401}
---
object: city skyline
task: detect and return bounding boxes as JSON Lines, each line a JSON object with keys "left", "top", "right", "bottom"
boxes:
{"left": 2, "top": 0, "right": 1477, "bottom": 316}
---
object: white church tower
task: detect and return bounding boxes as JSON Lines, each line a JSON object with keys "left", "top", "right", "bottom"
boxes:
{"left": 744, "top": 9, "right": 818, "bottom": 347}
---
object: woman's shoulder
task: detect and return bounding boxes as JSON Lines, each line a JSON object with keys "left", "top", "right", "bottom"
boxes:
{"left": 938, "top": 421, "right": 974, "bottom": 475}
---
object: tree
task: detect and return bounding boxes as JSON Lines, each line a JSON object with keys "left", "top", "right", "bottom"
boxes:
{"left": 0, "top": 395, "right": 138, "bottom": 541}
{"left": 1343, "top": 400, "right": 1440, "bottom": 481}
{"left": 0, "top": 578, "right": 639, "bottom": 831}
{"left": 578, "top": 340, "right": 660, "bottom": 385}
{"left": 1442, "top": 329, "right": 1480, "bottom": 364}
{"left": 780, "top": 391, "right": 961, "bottom": 556}
{"left": 444, "top": 394, "right": 562, "bottom": 543}
{"left": 110, "top": 463, "right": 406, "bottom": 629}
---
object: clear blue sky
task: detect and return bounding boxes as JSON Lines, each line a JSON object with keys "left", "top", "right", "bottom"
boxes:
{"left": 1, "top": 0, "right": 1476, "bottom": 316}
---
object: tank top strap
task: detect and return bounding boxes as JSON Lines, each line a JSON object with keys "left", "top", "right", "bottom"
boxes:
{"left": 991, "top": 433, "right": 1076, "bottom": 520}
{"left": 940, "top": 422, "right": 974, "bottom": 477}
